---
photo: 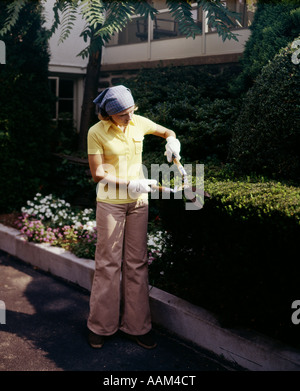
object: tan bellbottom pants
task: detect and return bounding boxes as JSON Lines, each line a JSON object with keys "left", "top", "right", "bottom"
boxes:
{"left": 87, "top": 199, "right": 152, "bottom": 336}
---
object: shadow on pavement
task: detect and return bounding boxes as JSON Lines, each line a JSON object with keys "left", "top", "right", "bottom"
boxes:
{"left": 0, "top": 250, "right": 242, "bottom": 373}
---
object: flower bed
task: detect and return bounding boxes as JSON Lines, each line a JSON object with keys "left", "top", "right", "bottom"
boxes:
{"left": 16, "top": 193, "right": 169, "bottom": 279}
{"left": 17, "top": 193, "right": 97, "bottom": 259}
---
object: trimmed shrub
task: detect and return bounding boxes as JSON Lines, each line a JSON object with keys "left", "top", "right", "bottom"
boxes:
{"left": 229, "top": 39, "right": 300, "bottom": 183}
{"left": 151, "top": 179, "right": 300, "bottom": 348}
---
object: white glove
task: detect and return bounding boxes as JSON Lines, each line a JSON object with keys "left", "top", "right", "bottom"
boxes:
{"left": 128, "top": 179, "right": 157, "bottom": 198}
{"left": 165, "top": 136, "right": 181, "bottom": 163}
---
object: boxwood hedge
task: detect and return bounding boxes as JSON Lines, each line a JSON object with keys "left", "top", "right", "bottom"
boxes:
{"left": 150, "top": 179, "right": 300, "bottom": 348}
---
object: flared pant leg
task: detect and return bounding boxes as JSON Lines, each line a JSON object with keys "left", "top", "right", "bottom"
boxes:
{"left": 87, "top": 200, "right": 151, "bottom": 336}
{"left": 119, "top": 199, "right": 151, "bottom": 335}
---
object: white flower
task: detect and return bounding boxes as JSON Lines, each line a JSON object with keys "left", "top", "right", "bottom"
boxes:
{"left": 83, "top": 220, "right": 96, "bottom": 231}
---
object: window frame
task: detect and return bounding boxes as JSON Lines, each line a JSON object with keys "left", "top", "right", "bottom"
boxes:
{"left": 49, "top": 76, "right": 74, "bottom": 121}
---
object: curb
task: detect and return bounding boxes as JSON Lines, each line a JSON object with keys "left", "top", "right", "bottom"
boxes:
{"left": 1, "top": 223, "right": 300, "bottom": 371}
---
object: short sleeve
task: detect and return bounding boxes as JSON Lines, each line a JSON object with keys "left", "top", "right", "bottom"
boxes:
{"left": 133, "top": 115, "right": 158, "bottom": 135}
{"left": 87, "top": 127, "right": 104, "bottom": 155}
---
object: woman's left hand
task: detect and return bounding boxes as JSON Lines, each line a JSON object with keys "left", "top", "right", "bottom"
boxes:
{"left": 165, "top": 136, "right": 181, "bottom": 163}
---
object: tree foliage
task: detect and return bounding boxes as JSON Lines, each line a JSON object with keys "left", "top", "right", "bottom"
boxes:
{"left": 0, "top": 0, "right": 241, "bottom": 58}
{"left": 0, "top": 1, "right": 53, "bottom": 212}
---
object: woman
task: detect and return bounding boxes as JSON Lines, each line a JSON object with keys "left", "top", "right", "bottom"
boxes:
{"left": 87, "top": 85, "right": 181, "bottom": 349}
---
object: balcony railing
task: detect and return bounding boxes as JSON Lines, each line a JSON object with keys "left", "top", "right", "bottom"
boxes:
{"left": 106, "top": 0, "right": 256, "bottom": 47}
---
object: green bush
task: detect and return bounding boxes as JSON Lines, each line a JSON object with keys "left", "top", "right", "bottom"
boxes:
{"left": 230, "top": 0, "right": 300, "bottom": 94}
{"left": 121, "top": 65, "right": 241, "bottom": 167}
{"left": 172, "top": 98, "right": 240, "bottom": 164}
{"left": 48, "top": 157, "right": 95, "bottom": 208}
{"left": 229, "top": 39, "right": 300, "bottom": 183}
{"left": 0, "top": 2, "right": 54, "bottom": 212}
{"left": 122, "top": 65, "right": 239, "bottom": 111}
{"left": 152, "top": 179, "right": 300, "bottom": 348}
{"left": 139, "top": 98, "right": 240, "bottom": 168}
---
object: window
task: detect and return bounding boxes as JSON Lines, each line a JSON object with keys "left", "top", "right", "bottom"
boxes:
{"left": 49, "top": 77, "right": 74, "bottom": 120}
{"left": 206, "top": 0, "right": 256, "bottom": 32}
{"left": 106, "top": 16, "right": 148, "bottom": 45}
{"left": 152, "top": 12, "right": 178, "bottom": 40}
{"left": 153, "top": 7, "right": 203, "bottom": 40}
{"left": 105, "top": 0, "right": 256, "bottom": 46}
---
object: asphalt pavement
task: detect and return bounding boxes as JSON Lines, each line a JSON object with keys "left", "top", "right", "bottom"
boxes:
{"left": 0, "top": 249, "right": 245, "bottom": 383}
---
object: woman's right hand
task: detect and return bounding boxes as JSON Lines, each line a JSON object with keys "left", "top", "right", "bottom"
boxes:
{"left": 128, "top": 179, "right": 157, "bottom": 198}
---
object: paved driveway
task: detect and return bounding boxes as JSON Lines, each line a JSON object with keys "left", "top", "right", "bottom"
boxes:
{"left": 0, "top": 250, "right": 243, "bottom": 382}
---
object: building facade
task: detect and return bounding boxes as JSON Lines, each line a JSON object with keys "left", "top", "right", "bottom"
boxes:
{"left": 45, "top": 0, "right": 88, "bottom": 130}
{"left": 45, "top": 0, "right": 256, "bottom": 131}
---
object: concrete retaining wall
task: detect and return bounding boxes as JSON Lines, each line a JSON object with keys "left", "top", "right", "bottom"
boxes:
{"left": 1, "top": 223, "right": 300, "bottom": 371}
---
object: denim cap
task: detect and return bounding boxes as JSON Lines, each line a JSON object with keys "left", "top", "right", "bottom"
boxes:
{"left": 93, "top": 85, "right": 135, "bottom": 115}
